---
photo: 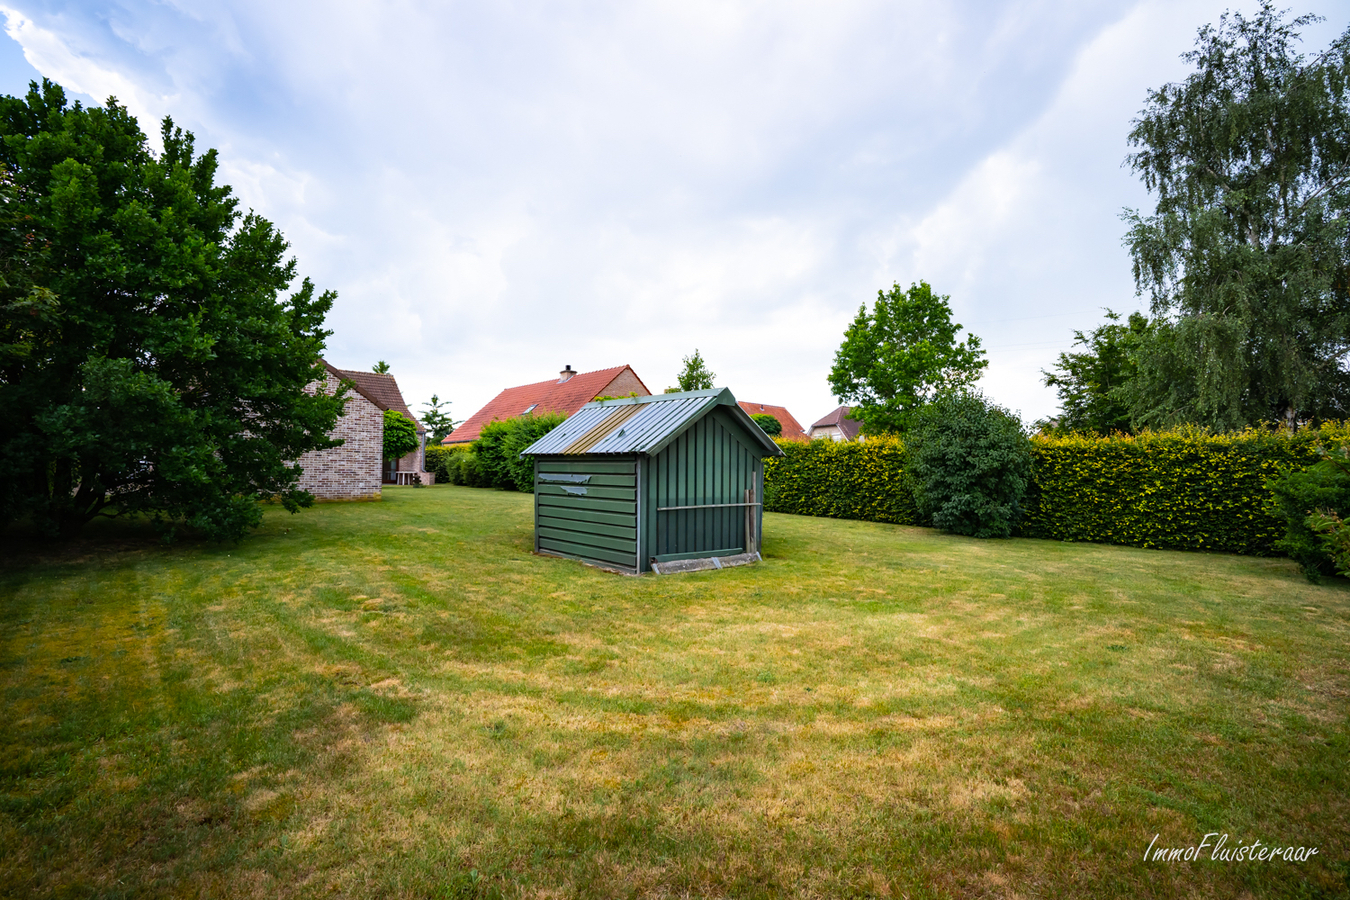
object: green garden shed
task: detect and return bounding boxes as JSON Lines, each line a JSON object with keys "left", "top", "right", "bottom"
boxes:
{"left": 520, "top": 388, "right": 784, "bottom": 574}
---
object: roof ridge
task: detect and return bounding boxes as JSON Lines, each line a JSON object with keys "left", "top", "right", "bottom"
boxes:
{"left": 494, "top": 365, "right": 630, "bottom": 393}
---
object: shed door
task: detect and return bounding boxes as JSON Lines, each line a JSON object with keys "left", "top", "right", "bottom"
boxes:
{"left": 650, "top": 409, "right": 760, "bottom": 562}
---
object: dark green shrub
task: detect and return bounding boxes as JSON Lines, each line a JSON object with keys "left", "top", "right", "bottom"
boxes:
{"left": 454, "top": 449, "right": 490, "bottom": 487}
{"left": 905, "top": 391, "right": 1031, "bottom": 538}
{"left": 751, "top": 413, "right": 782, "bottom": 436}
{"left": 1267, "top": 446, "right": 1350, "bottom": 580}
{"left": 424, "top": 444, "right": 490, "bottom": 486}
{"left": 472, "top": 412, "right": 567, "bottom": 492}
{"left": 424, "top": 445, "right": 456, "bottom": 482}
{"left": 1308, "top": 510, "right": 1350, "bottom": 579}
{"left": 383, "top": 410, "right": 418, "bottom": 460}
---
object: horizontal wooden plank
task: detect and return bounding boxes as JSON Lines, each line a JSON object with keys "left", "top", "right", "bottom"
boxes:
{"left": 538, "top": 548, "right": 636, "bottom": 573}
{"left": 536, "top": 484, "right": 635, "bottom": 501}
{"left": 537, "top": 504, "right": 635, "bottom": 529}
{"left": 539, "top": 526, "right": 636, "bottom": 554}
{"left": 539, "top": 538, "right": 636, "bottom": 568}
{"left": 534, "top": 473, "right": 635, "bottom": 488}
{"left": 538, "top": 515, "right": 635, "bottom": 541}
{"left": 539, "top": 495, "right": 636, "bottom": 515}
{"left": 535, "top": 460, "right": 636, "bottom": 475}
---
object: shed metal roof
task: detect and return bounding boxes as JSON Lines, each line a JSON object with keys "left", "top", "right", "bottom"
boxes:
{"left": 521, "top": 388, "right": 784, "bottom": 458}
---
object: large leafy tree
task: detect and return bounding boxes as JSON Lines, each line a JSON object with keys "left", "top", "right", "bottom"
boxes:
{"left": 1041, "top": 310, "right": 1150, "bottom": 434}
{"left": 829, "top": 280, "right": 986, "bottom": 434}
{"left": 0, "top": 80, "right": 345, "bottom": 540}
{"left": 383, "top": 410, "right": 419, "bottom": 461}
{"left": 1122, "top": 3, "right": 1350, "bottom": 430}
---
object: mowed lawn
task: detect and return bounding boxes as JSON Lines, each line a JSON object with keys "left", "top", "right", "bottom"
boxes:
{"left": 1, "top": 487, "right": 1347, "bottom": 899}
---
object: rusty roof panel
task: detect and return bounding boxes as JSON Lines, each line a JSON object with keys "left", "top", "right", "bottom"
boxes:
{"left": 520, "top": 388, "right": 784, "bottom": 458}
{"left": 565, "top": 402, "right": 645, "bottom": 454}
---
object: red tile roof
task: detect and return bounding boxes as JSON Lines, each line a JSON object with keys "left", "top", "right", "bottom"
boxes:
{"left": 737, "top": 401, "right": 808, "bottom": 441}
{"left": 445, "top": 365, "right": 648, "bottom": 444}
{"left": 809, "top": 405, "right": 862, "bottom": 440}
{"left": 324, "top": 361, "right": 424, "bottom": 433}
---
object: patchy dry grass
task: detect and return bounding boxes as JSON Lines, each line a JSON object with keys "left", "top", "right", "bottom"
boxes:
{"left": 2, "top": 486, "right": 1348, "bottom": 898}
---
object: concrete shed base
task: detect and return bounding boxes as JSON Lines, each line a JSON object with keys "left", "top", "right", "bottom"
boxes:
{"left": 650, "top": 552, "right": 761, "bottom": 575}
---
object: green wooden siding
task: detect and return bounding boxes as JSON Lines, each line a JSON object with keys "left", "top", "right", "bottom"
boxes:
{"left": 640, "top": 407, "right": 762, "bottom": 566}
{"left": 534, "top": 457, "right": 638, "bottom": 571}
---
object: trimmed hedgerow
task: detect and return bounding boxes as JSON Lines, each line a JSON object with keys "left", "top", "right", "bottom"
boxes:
{"left": 763, "top": 424, "right": 1350, "bottom": 559}
{"left": 425, "top": 444, "right": 490, "bottom": 487}
{"left": 424, "top": 445, "right": 457, "bottom": 482}
{"left": 1021, "top": 426, "right": 1349, "bottom": 555}
{"left": 763, "top": 436, "right": 921, "bottom": 525}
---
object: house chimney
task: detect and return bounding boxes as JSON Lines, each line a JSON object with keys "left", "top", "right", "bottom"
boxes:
{"left": 558, "top": 365, "right": 576, "bottom": 383}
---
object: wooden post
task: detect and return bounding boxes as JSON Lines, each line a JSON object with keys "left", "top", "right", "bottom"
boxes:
{"left": 743, "top": 488, "right": 753, "bottom": 555}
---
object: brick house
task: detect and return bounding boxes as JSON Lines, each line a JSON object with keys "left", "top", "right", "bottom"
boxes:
{"left": 736, "top": 401, "right": 809, "bottom": 441}
{"left": 444, "top": 364, "right": 650, "bottom": 445}
{"left": 295, "top": 361, "right": 434, "bottom": 500}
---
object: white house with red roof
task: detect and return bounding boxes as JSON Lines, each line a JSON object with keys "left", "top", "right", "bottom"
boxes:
{"left": 808, "top": 406, "right": 864, "bottom": 441}
{"left": 444, "top": 365, "right": 650, "bottom": 445}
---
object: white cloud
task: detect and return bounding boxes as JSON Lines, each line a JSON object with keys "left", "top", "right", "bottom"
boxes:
{"left": 0, "top": 4, "right": 177, "bottom": 140}
{"left": 0, "top": 0, "right": 1310, "bottom": 427}
{"left": 871, "top": 0, "right": 1274, "bottom": 422}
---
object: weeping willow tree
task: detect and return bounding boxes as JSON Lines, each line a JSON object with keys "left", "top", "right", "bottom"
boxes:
{"left": 1122, "top": 2, "right": 1350, "bottom": 430}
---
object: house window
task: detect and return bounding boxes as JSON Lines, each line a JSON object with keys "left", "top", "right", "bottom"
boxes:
{"left": 523, "top": 404, "right": 537, "bottom": 414}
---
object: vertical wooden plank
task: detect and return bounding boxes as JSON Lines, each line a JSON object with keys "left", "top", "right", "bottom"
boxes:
{"left": 533, "top": 458, "right": 540, "bottom": 555}
{"left": 697, "top": 417, "right": 707, "bottom": 551}
{"left": 661, "top": 443, "right": 671, "bottom": 556}
{"left": 635, "top": 455, "right": 645, "bottom": 572}
{"left": 755, "top": 458, "right": 764, "bottom": 557}
{"left": 655, "top": 451, "right": 664, "bottom": 558}
{"left": 739, "top": 423, "right": 750, "bottom": 550}
{"left": 713, "top": 419, "right": 722, "bottom": 547}
{"left": 675, "top": 432, "right": 686, "bottom": 555}
{"left": 720, "top": 418, "right": 729, "bottom": 548}
{"left": 648, "top": 453, "right": 657, "bottom": 562}
{"left": 647, "top": 453, "right": 657, "bottom": 568}
{"left": 687, "top": 420, "right": 696, "bottom": 554}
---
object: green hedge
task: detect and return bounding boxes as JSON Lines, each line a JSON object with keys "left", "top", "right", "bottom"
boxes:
{"left": 763, "top": 436, "right": 921, "bottom": 525}
{"left": 1022, "top": 427, "right": 1345, "bottom": 555}
{"left": 424, "top": 445, "right": 458, "bottom": 482}
{"left": 425, "top": 444, "right": 490, "bottom": 487}
{"left": 763, "top": 425, "right": 1350, "bottom": 557}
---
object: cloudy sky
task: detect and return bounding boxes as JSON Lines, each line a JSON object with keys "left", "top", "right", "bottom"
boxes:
{"left": 1, "top": 1, "right": 1346, "bottom": 429}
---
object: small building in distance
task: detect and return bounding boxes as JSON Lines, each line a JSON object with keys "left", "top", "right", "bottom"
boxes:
{"left": 736, "top": 401, "right": 808, "bottom": 441}
{"left": 521, "top": 388, "right": 784, "bottom": 574}
{"left": 808, "top": 405, "right": 863, "bottom": 441}
{"left": 295, "top": 361, "right": 434, "bottom": 500}
{"left": 444, "top": 365, "right": 650, "bottom": 446}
